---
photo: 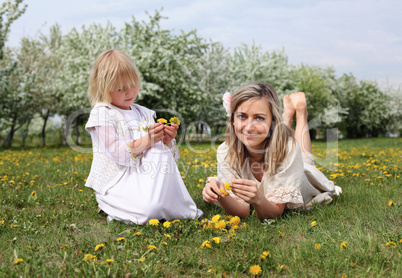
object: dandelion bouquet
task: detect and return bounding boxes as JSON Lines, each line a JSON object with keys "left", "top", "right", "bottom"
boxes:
{"left": 157, "top": 117, "right": 181, "bottom": 126}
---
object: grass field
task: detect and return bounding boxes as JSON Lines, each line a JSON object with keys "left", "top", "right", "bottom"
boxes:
{"left": 0, "top": 138, "right": 401, "bottom": 277}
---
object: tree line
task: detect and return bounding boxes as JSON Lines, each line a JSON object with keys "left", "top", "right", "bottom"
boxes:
{"left": 1, "top": 0, "right": 401, "bottom": 147}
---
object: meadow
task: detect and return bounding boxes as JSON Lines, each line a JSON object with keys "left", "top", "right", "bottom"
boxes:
{"left": 0, "top": 138, "right": 401, "bottom": 277}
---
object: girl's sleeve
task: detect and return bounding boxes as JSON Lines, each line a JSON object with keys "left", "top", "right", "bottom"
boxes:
{"left": 263, "top": 140, "right": 305, "bottom": 209}
{"left": 89, "top": 125, "right": 141, "bottom": 167}
{"left": 216, "top": 144, "right": 248, "bottom": 206}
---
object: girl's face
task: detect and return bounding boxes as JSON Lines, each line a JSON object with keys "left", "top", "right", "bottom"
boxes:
{"left": 233, "top": 98, "right": 273, "bottom": 153}
{"left": 109, "top": 81, "right": 138, "bottom": 110}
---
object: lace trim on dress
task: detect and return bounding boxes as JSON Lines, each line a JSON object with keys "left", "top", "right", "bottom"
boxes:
{"left": 266, "top": 188, "right": 304, "bottom": 209}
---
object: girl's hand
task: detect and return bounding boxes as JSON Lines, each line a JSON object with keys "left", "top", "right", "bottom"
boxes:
{"left": 148, "top": 122, "right": 164, "bottom": 146}
{"left": 231, "top": 178, "right": 263, "bottom": 205}
{"left": 202, "top": 177, "right": 226, "bottom": 202}
{"left": 162, "top": 124, "right": 178, "bottom": 146}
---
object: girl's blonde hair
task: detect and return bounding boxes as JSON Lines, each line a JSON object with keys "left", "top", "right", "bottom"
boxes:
{"left": 225, "top": 82, "right": 294, "bottom": 176}
{"left": 88, "top": 49, "right": 141, "bottom": 106}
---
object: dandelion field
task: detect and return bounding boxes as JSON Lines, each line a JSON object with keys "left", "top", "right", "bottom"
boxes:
{"left": 0, "top": 138, "right": 401, "bottom": 277}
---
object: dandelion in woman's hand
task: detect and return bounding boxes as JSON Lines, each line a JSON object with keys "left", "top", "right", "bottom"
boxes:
{"left": 219, "top": 188, "right": 228, "bottom": 196}
{"left": 224, "top": 182, "right": 232, "bottom": 191}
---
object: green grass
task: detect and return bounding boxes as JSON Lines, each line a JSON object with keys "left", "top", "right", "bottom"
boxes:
{"left": 0, "top": 138, "right": 401, "bottom": 277}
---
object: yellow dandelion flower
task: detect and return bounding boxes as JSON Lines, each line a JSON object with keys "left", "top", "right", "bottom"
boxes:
{"left": 83, "top": 254, "right": 96, "bottom": 261}
{"left": 262, "top": 251, "right": 270, "bottom": 257}
{"left": 14, "top": 258, "right": 23, "bottom": 264}
{"left": 229, "top": 216, "right": 241, "bottom": 225}
{"left": 350, "top": 262, "right": 355, "bottom": 268}
{"left": 340, "top": 241, "right": 348, "bottom": 249}
{"left": 163, "top": 221, "right": 171, "bottom": 228}
{"left": 315, "top": 243, "right": 321, "bottom": 250}
{"left": 31, "top": 191, "right": 36, "bottom": 196}
{"left": 211, "top": 214, "right": 221, "bottom": 223}
{"left": 161, "top": 241, "right": 168, "bottom": 245}
{"left": 116, "top": 237, "right": 126, "bottom": 242}
{"left": 249, "top": 265, "right": 262, "bottom": 275}
{"left": 60, "top": 244, "right": 69, "bottom": 249}
{"left": 311, "top": 221, "right": 317, "bottom": 227}
{"left": 279, "top": 231, "right": 284, "bottom": 238}
{"left": 201, "top": 240, "right": 212, "bottom": 249}
{"left": 386, "top": 242, "right": 396, "bottom": 248}
{"left": 211, "top": 237, "right": 221, "bottom": 244}
{"left": 149, "top": 219, "right": 159, "bottom": 226}
{"left": 94, "top": 243, "right": 105, "bottom": 251}
{"left": 260, "top": 255, "right": 266, "bottom": 260}
{"left": 169, "top": 117, "right": 180, "bottom": 125}
{"left": 219, "top": 188, "right": 228, "bottom": 196}
{"left": 400, "top": 238, "right": 402, "bottom": 244}
{"left": 172, "top": 220, "right": 180, "bottom": 223}
{"left": 228, "top": 233, "right": 236, "bottom": 239}
{"left": 106, "top": 259, "right": 115, "bottom": 263}
{"left": 214, "top": 220, "right": 226, "bottom": 230}
{"left": 148, "top": 245, "right": 158, "bottom": 251}
{"left": 224, "top": 182, "right": 232, "bottom": 191}
{"left": 139, "top": 256, "right": 146, "bottom": 262}
{"left": 164, "top": 234, "right": 171, "bottom": 239}
{"left": 133, "top": 232, "right": 141, "bottom": 236}
{"left": 157, "top": 118, "right": 167, "bottom": 124}
{"left": 388, "top": 200, "right": 393, "bottom": 206}
{"left": 199, "top": 178, "right": 204, "bottom": 183}
{"left": 208, "top": 268, "right": 217, "bottom": 275}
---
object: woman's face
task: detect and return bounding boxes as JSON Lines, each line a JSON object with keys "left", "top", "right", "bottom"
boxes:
{"left": 233, "top": 98, "right": 273, "bottom": 153}
{"left": 109, "top": 81, "right": 138, "bottom": 110}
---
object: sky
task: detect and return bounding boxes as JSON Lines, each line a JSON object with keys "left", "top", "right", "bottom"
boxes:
{"left": 5, "top": 0, "right": 402, "bottom": 89}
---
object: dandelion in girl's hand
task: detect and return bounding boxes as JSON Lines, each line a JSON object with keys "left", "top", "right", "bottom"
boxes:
{"left": 249, "top": 265, "right": 262, "bottom": 275}
{"left": 157, "top": 118, "right": 167, "bottom": 124}
{"left": 149, "top": 219, "right": 159, "bottom": 226}
{"left": 224, "top": 182, "right": 232, "bottom": 191}
{"left": 95, "top": 244, "right": 105, "bottom": 251}
{"left": 169, "top": 117, "right": 180, "bottom": 126}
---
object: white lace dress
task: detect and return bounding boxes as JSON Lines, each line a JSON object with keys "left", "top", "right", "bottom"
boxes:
{"left": 88, "top": 105, "right": 201, "bottom": 224}
{"left": 216, "top": 140, "right": 342, "bottom": 209}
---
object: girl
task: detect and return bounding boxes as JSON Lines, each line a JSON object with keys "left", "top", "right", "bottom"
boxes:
{"left": 202, "top": 82, "right": 341, "bottom": 220}
{"left": 85, "top": 49, "right": 202, "bottom": 224}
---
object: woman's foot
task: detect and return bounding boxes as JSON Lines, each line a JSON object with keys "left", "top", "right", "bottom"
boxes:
{"left": 288, "top": 92, "right": 308, "bottom": 119}
{"left": 283, "top": 95, "right": 295, "bottom": 127}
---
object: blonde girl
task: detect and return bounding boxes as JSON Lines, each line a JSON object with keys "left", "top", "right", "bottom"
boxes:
{"left": 85, "top": 49, "right": 202, "bottom": 224}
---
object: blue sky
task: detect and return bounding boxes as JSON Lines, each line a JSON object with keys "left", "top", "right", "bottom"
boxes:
{"left": 6, "top": 0, "right": 402, "bottom": 89}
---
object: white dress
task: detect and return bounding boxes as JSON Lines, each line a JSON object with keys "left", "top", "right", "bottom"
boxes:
{"left": 89, "top": 105, "right": 201, "bottom": 224}
{"left": 217, "top": 140, "right": 342, "bottom": 209}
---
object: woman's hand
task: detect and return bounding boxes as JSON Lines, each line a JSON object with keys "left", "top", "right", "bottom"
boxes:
{"left": 231, "top": 178, "right": 263, "bottom": 205}
{"left": 162, "top": 124, "right": 178, "bottom": 147}
{"left": 202, "top": 177, "right": 226, "bottom": 202}
{"left": 148, "top": 122, "right": 164, "bottom": 146}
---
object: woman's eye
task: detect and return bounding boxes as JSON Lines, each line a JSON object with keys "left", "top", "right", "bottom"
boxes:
{"left": 257, "top": 116, "right": 265, "bottom": 121}
{"left": 237, "top": 115, "right": 245, "bottom": 119}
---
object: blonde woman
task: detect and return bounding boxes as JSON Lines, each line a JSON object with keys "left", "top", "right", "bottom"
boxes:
{"left": 202, "top": 82, "right": 341, "bottom": 220}
{"left": 85, "top": 49, "right": 202, "bottom": 224}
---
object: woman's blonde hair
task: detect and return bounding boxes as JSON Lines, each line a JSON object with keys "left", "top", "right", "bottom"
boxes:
{"left": 88, "top": 49, "right": 141, "bottom": 106}
{"left": 225, "top": 82, "right": 294, "bottom": 176}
